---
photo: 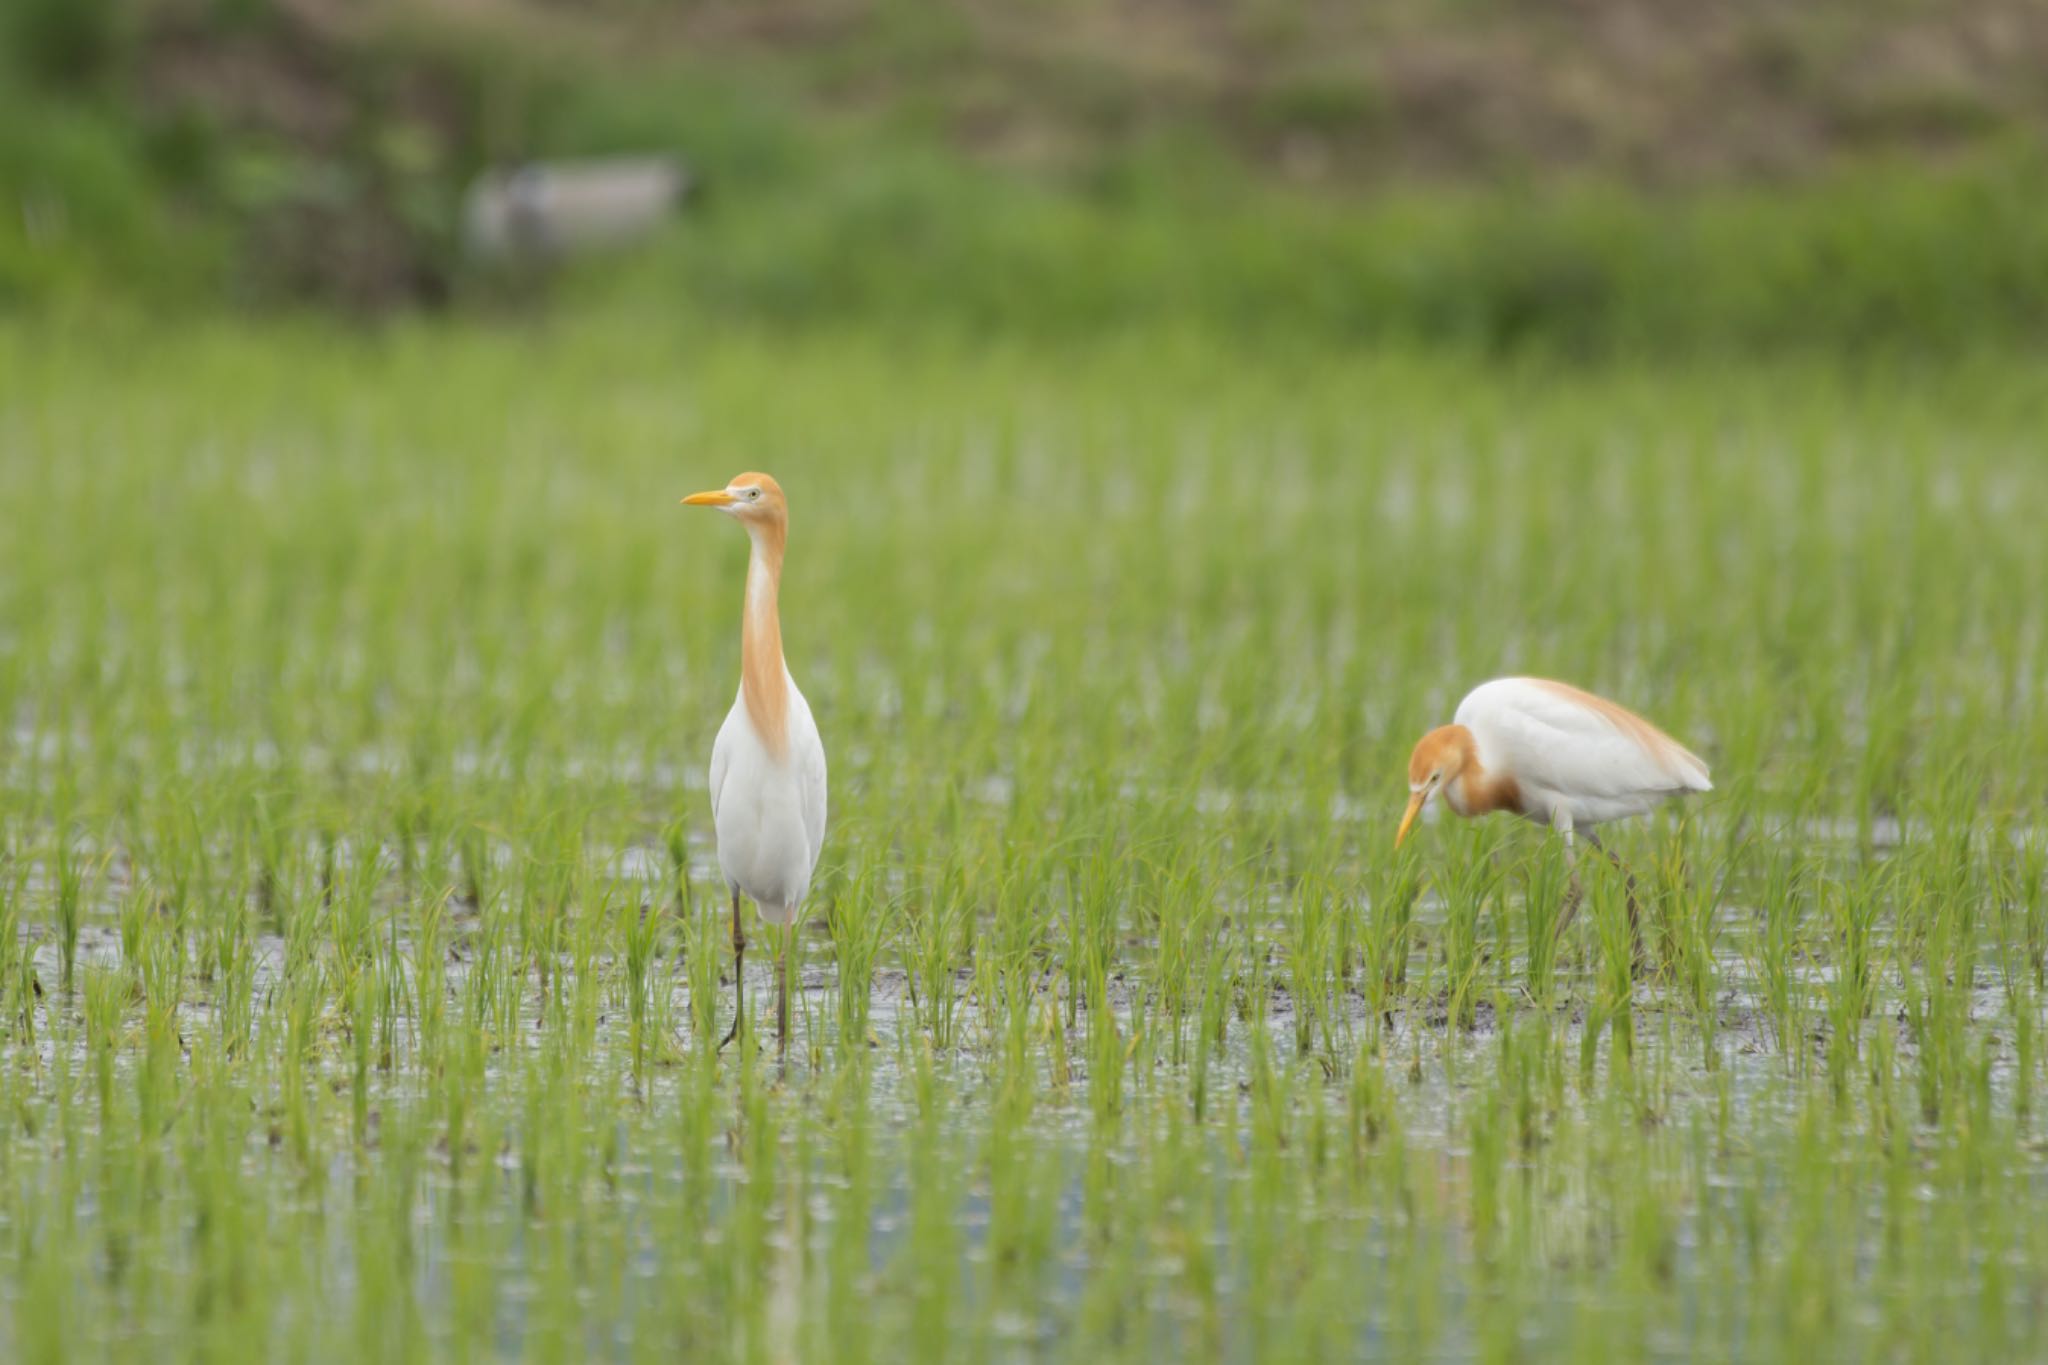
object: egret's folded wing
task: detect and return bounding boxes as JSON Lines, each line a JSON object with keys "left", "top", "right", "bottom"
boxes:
{"left": 709, "top": 707, "right": 738, "bottom": 822}
{"left": 799, "top": 734, "right": 828, "bottom": 872}
{"left": 1460, "top": 678, "right": 1710, "bottom": 799}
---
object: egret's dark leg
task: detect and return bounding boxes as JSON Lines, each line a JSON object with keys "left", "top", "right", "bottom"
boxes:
{"left": 775, "top": 930, "right": 789, "bottom": 1054}
{"left": 718, "top": 888, "right": 745, "bottom": 1052}
{"left": 1554, "top": 875, "right": 1585, "bottom": 946}
{"left": 1584, "top": 831, "right": 1645, "bottom": 973}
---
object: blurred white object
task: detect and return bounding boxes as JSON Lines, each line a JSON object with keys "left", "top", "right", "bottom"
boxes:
{"left": 463, "top": 156, "right": 689, "bottom": 260}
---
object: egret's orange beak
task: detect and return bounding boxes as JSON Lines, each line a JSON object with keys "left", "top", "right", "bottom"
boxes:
{"left": 681, "top": 489, "right": 735, "bottom": 507}
{"left": 1395, "top": 791, "right": 1427, "bottom": 848}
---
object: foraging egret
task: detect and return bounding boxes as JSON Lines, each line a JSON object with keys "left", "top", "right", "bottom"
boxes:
{"left": 682, "top": 474, "right": 827, "bottom": 1052}
{"left": 1395, "top": 677, "right": 1710, "bottom": 949}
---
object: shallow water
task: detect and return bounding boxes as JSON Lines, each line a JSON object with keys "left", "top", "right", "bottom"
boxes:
{"left": 12, "top": 839, "right": 2040, "bottom": 1359}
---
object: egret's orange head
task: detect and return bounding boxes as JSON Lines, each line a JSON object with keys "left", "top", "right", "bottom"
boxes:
{"left": 1396, "top": 725, "right": 1476, "bottom": 847}
{"left": 681, "top": 472, "right": 788, "bottom": 526}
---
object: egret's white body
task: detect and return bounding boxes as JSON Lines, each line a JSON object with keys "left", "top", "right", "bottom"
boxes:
{"left": 710, "top": 666, "right": 827, "bottom": 923}
{"left": 1440, "top": 677, "right": 1710, "bottom": 838}
{"left": 683, "top": 472, "right": 827, "bottom": 1049}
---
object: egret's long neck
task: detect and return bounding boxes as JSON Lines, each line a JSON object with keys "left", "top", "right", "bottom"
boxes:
{"left": 740, "top": 520, "right": 790, "bottom": 760}
{"left": 1453, "top": 754, "right": 1521, "bottom": 818}
{"left": 1441, "top": 725, "right": 1521, "bottom": 819}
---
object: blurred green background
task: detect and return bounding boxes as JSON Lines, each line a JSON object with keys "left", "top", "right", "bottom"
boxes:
{"left": 4, "top": 0, "right": 2043, "bottom": 353}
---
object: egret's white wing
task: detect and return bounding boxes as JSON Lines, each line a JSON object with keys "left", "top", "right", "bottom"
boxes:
{"left": 800, "top": 739, "right": 828, "bottom": 873}
{"left": 1458, "top": 677, "right": 1710, "bottom": 801}
{"left": 788, "top": 684, "right": 829, "bottom": 874}
{"left": 708, "top": 691, "right": 742, "bottom": 823}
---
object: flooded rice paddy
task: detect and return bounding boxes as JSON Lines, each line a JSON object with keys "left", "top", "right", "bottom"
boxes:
{"left": 2, "top": 329, "right": 2047, "bottom": 1358}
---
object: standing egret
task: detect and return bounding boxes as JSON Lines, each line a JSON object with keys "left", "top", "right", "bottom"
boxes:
{"left": 682, "top": 473, "right": 827, "bottom": 1052}
{"left": 1395, "top": 677, "right": 1709, "bottom": 952}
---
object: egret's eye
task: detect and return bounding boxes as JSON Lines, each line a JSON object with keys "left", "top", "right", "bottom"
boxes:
{"left": 746, "top": 488, "right": 762, "bottom": 502}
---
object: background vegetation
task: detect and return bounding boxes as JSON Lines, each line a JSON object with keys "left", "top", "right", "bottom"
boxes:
{"left": 4, "top": 0, "right": 2046, "bottom": 351}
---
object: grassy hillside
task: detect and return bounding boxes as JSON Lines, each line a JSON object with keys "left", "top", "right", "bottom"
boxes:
{"left": 4, "top": 0, "right": 2046, "bottom": 352}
